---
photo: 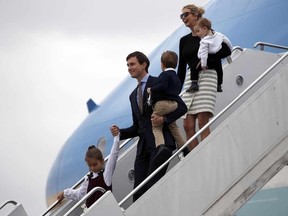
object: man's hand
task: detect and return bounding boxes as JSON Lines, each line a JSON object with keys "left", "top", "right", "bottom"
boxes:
{"left": 151, "top": 114, "right": 164, "bottom": 127}
{"left": 110, "top": 125, "right": 120, "bottom": 136}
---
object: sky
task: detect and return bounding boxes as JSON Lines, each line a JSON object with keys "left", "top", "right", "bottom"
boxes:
{"left": 0, "top": 0, "right": 208, "bottom": 215}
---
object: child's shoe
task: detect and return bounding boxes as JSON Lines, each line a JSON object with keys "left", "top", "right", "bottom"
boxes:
{"left": 186, "top": 81, "right": 199, "bottom": 93}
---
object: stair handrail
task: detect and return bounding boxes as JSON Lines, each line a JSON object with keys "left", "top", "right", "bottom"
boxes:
{"left": 217, "top": 46, "right": 243, "bottom": 66}
{"left": 254, "top": 41, "right": 288, "bottom": 51}
{"left": 42, "top": 137, "right": 136, "bottom": 216}
{"left": 0, "top": 200, "right": 18, "bottom": 210}
{"left": 232, "top": 46, "right": 243, "bottom": 52}
{"left": 118, "top": 50, "right": 288, "bottom": 208}
{"left": 63, "top": 187, "right": 106, "bottom": 216}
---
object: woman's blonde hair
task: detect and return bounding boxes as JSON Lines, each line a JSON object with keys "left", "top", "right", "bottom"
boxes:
{"left": 182, "top": 4, "right": 205, "bottom": 19}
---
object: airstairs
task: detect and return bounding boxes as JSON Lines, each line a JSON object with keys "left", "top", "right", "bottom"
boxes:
{"left": 121, "top": 50, "right": 288, "bottom": 216}
{"left": 0, "top": 200, "right": 28, "bottom": 216}
{"left": 32, "top": 43, "right": 288, "bottom": 216}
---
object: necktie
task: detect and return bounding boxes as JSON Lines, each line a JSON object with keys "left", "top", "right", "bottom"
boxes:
{"left": 138, "top": 82, "right": 143, "bottom": 113}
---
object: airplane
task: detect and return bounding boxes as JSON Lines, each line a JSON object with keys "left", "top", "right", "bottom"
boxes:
{"left": 45, "top": 0, "right": 288, "bottom": 215}
{"left": 2, "top": 0, "right": 288, "bottom": 215}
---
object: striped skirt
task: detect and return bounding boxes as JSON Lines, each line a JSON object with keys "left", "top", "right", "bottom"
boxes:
{"left": 181, "top": 68, "right": 217, "bottom": 118}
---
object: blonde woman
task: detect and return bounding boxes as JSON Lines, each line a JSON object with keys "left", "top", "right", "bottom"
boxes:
{"left": 177, "top": 4, "right": 231, "bottom": 151}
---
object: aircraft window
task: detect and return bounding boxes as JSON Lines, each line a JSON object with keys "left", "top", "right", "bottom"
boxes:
{"left": 97, "top": 137, "right": 106, "bottom": 154}
{"left": 236, "top": 75, "right": 244, "bottom": 87}
{"left": 128, "top": 169, "right": 135, "bottom": 182}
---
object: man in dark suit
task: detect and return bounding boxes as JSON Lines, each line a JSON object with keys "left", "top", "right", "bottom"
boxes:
{"left": 110, "top": 51, "right": 187, "bottom": 201}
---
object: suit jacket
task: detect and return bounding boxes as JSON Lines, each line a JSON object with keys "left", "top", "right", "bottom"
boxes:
{"left": 120, "top": 75, "right": 187, "bottom": 156}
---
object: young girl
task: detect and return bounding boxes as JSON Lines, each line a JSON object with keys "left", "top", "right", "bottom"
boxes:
{"left": 57, "top": 132, "right": 120, "bottom": 208}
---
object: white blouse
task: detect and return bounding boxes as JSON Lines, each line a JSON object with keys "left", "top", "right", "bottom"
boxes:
{"left": 63, "top": 135, "right": 120, "bottom": 201}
